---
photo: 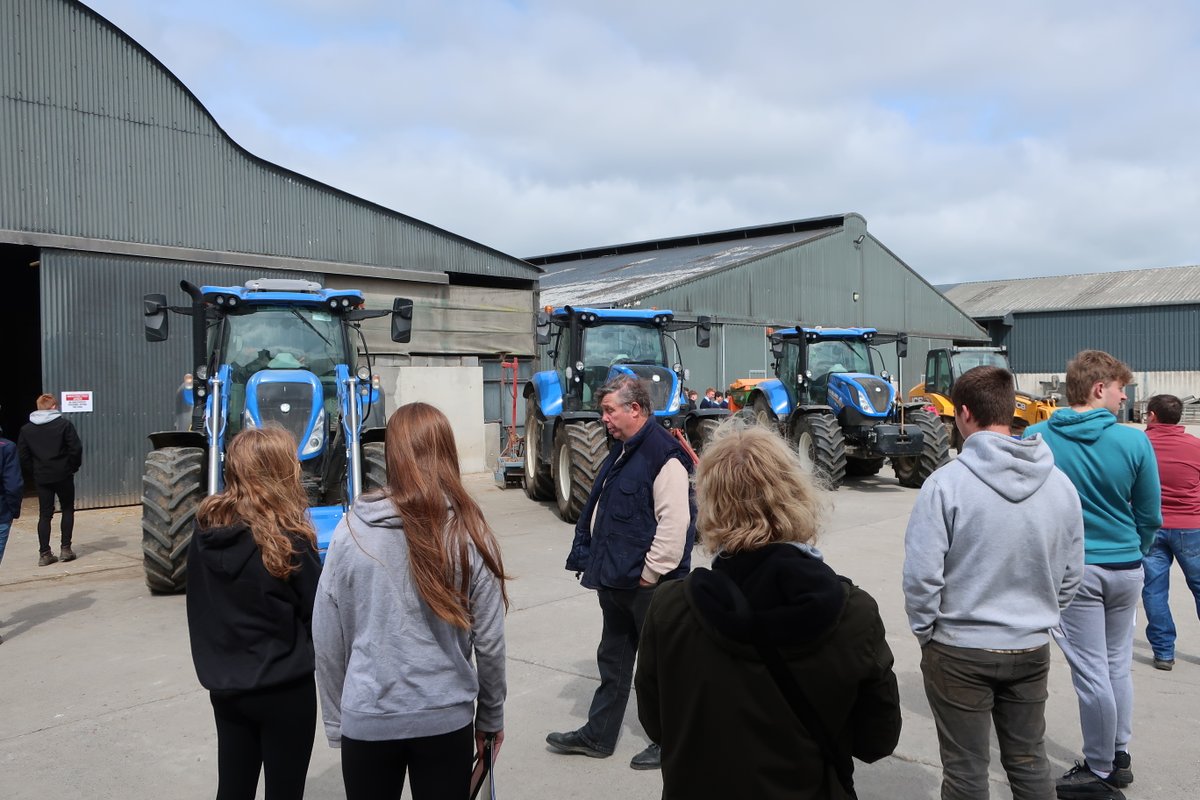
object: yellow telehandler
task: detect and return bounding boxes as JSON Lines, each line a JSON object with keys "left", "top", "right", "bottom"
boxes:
{"left": 908, "top": 346, "right": 1058, "bottom": 451}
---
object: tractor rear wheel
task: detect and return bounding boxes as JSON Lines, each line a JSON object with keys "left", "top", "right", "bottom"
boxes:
{"left": 942, "top": 415, "right": 964, "bottom": 453}
{"left": 141, "top": 446, "right": 205, "bottom": 594}
{"left": 751, "top": 395, "right": 775, "bottom": 427}
{"left": 553, "top": 421, "right": 608, "bottom": 523}
{"left": 894, "top": 409, "right": 951, "bottom": 488}
{"left": 523, "top": 397, "right": 554, "bottom": 501}
{"left": 691, "top": 417, "right": 721, "bottom": 454}
{"left": 361, "top": 441, "right": 387, "bottom": 495}
{"left": 793, "top": 413, "right": 847, "bottom": 488}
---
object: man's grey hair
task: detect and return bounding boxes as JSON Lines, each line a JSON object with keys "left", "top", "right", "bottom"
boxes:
{"left": 596, "top": 375, "right": 653, "bottom": 417}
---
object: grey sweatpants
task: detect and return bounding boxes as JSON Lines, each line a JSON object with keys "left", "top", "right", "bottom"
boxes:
{"left": 1051, "top": 564, "right": 1143, "bottom": 773}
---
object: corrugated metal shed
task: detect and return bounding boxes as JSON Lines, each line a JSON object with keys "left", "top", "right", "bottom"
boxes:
{"left": 535, "top": 224, "right": 839, "bottom": 307}
{"left": 2, "top": 0, "right": 539, "bottom": 284}
{"left": 942, "top": 265, "right": 1200, "bottom": 318}
{"left": 530, "top": 214, "right": 987, "bottom": 390}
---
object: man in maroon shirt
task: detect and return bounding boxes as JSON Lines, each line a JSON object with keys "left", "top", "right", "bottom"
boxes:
{"left": 1141, "top": 394, "right": 1200, "bottom": 671}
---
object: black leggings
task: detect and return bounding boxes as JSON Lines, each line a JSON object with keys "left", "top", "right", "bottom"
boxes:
{"left": 341, "top": 724, "right": 474, "bottom": 800}
{"left": 209, "top": 676, "right": 316, "bottom": 800}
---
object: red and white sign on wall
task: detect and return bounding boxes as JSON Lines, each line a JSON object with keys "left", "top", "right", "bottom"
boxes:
{"left": 61, "top": 391, "right": 94, "bottom": 413}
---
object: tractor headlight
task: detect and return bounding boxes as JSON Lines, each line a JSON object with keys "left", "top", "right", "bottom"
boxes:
{"left": 242, "top": 409, "right": 257, "bottom": 429}
{"left": 856, "top": 388, "right": 872, "bottom": 409}
{"left": 356, "top": 365, "right": 370, "bottom": 382}
{"left": 301, "top": 409, "right": 326, "bottom": 457}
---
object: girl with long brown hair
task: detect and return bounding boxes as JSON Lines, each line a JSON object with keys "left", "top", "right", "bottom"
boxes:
{"left": 314, "top": 402, "right": 509, "bottom": 800}
{"left": 185, "top": 426, "right": 322, "bottom": 800}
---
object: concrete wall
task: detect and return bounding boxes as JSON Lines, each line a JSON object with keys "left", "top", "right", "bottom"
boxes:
{"left": 1014, "top": 371, "right": 1200, "bottom": 406}
{"left": 390, "top": 366, "right": 488, "bottom": 474}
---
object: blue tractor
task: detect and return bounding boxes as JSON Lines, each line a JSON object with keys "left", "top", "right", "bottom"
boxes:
{"left": 140, "top": 278, "right": 412, "bottom": 593}
{"left": 524, "top": 306, "right": 723, "bottom": 522}
{"left": 744, "top": 326, "right": 949, "bottom": 488}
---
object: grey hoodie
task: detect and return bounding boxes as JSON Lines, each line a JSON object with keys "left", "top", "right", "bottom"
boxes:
{"left": 312, "top": 493, "right": 506, "bottom": 746}
{"left": 903, "top": 431, "right": 1085, "bottom": 649}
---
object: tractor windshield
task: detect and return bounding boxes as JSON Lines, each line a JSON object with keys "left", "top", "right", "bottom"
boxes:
{"left": 582, "top": 323, "right": 665, "bottom": 368}
{"left": 807, "top": 339, "right": 872, "bottom": 378}
{"left": 222, "top": 307, "right": 348, "bottom": 434}
{"left": 224, "top": 307, "right": 346, "bottom": 381}
{"left": 950, "top": 350, "right": 1009, "bottom": 379}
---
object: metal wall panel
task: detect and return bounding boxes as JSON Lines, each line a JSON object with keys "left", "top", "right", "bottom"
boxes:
{"left": 39, "top": 249, "right": 307, "bottom": 508}
{"left": 1007, "top": 305, "right": 1200, "bottom": 374}
{"left": 2, "top": 0, "right": 536, "bottom": 283}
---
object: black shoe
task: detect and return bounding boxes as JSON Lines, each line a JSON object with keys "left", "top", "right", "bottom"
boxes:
{"left": 1056, "top": 761, "right": 1126, "bottom": 800}
{"left": 38, "top": 551, "right": 59, "bottom": 567}
{"left": 545, "top": 730, "right": 611, "bottom": 758}
{"left": 1110, "top": 751, "right": 1133, "bottom": 788}
{"left": 1153, "top": 656, "right": 1175, "bottom": 671}
{"left": 60, "top": 545, "right": 77, "bottom": 563}
{"left": 630, "top": 742, "right": 661, "bottom": 770}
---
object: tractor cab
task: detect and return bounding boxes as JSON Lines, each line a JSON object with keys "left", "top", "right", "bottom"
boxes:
{"left": 538, "top": 306, "right": 688, "bottom": 417}
{"left": 770, "top": 327, "right": 896, "bottom": 425}
{"left": 525, "top": 305, "right": 719, "bottom": 522}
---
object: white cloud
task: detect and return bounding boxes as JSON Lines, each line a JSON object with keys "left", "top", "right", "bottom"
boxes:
{"left": 82, "top": 0, "right": 1200, "bottom": 283}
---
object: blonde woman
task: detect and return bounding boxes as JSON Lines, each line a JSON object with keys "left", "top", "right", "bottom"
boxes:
{"left": 186, "top": 426, "right": 322, "bottom": 800}
{"left": 634, "top": 420, "right": 901, "bottom": 799}
{"left": 314, "top": 402, "right": 509, "bottom": 800}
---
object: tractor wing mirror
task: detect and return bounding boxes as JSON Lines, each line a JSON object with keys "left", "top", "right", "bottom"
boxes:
{"left": 696, "top": 316, "right": 712, "bottom": 349}
{"left": 144, "top": 293, "right": 169, "bottom": 342}
{"left": 391, "top": 298, "right": 413, "bottom": 343}
{"left": 896, "top": 333, "right": 909, "bottom": 359}
{"left": 769, "top": 336, "right": 784, "bottom": 362}
{"left": 535, "top": 310, "right": 551, "bottom": 346}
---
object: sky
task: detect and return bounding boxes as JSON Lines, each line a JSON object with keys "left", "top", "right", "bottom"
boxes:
{"left": 82, "top": 0, "right": 1200, "bottom": 284}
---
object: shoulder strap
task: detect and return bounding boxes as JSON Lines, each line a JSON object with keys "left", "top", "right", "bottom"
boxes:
{"left": 712, "top": 569, "right": 857, "bottom": 798}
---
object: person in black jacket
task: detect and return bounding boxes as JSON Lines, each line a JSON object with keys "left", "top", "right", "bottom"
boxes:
{"left": 635, "top": 420, "right": 902, "bottom": 799}
{"left": 17, "top": 394, "right": 83, "bottom": 566}
{"left": 187, "top": 426, "right": 321, "bottom": 800}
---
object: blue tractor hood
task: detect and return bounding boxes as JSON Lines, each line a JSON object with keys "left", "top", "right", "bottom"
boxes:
{"left": 826, "top": 372, "right": 895, "bottom": 419}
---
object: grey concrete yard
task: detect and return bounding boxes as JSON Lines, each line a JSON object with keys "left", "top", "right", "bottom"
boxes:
{"left": 1, "top": 471, "right": 1198, "bottom": 799}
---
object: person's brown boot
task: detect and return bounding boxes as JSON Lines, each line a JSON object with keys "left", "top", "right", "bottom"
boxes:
{"left": 39, "top": 551, "right": 59, "bottom": 567}
{"left": 60, "top": 545, "right": 77, "bottom": 563}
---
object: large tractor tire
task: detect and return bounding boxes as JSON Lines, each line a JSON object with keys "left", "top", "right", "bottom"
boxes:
{"left": 751, "top": 395, "right": 776, "bottom": 427}
{"left": 894, "top": 408, "right": 951, "bottom": 488}
{"left": 141, "top": 446, "right": 205, "bottom": 594}
{"left": 552, "top": 421, "right": 608, "bottom": 523}
{"left": 690, "top": 417, "right": 721, "bottom": 454}
{"left": 361, "top": 441, "right": 387, "bottom": 495}
{"left": 523, "top": 397, "right": 554, "bottom": 501}
{"left": 942, "top": 415, "right": 964, "bottom": 453}
{"left": 792, "top": 413, "right": 847, "bottom": 488}
{"left": 845, "top": 457, "right": 885, "bottom": 477}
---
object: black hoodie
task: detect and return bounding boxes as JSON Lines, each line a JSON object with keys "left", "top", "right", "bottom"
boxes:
{"left": 635, "top": 543, "right": 901, "bottom": 800}
{"left": 185, "top": 521, "right": 321, "bottom": 694}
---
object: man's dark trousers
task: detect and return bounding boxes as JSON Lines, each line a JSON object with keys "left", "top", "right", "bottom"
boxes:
{"left": 921, "top": 641, "right": 1052, "bottom": 800}
{"left": 36, "top": 477, "right": 74, "bottom": 554}
{"left": 578, "top": 585, "right": 657, "bottom": 753}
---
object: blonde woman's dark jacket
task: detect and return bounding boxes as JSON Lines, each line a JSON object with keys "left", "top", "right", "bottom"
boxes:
{"left": 635, "top": 542, "right": 901, "bottom": 800}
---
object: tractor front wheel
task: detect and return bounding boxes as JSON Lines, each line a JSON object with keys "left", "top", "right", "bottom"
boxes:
{"left": 553, "top": 421, "right": 608, "bottom": 523}
{"left": 792, "top": 413, "right": 847, "bottom": 488}
{"left": 361, "top": 441, "right": 387, "bottom": 495}
{"left": 894, "top": 409, "right": 951, "bottom": 488}
{"left": 523, "top": 397, "right": 554, "bottom": 501}
{"left": 141, "top": 446, "right": 205, "bottom": 594}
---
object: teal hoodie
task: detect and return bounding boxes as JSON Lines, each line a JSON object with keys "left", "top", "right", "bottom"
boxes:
{"left": 1025, "top": 409, "right": 1161, "bottom": 564}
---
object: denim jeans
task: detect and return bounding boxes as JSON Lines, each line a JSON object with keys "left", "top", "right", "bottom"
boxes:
{"left": 921, "top": 641, "right": 1053, "bottom": 800}
{"left": 578, "top": 585, "right": 657, "bottom": 753}
{"left": 1142, "top": 528, "right": 1200, "bottom": 661}
{"left": 0, "top": 521, "right": 10, "bottom": 566}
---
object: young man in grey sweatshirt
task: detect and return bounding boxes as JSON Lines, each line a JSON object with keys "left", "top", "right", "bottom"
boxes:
{"left": 904, "top": 365, "right": 1085, "bottom": 800}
